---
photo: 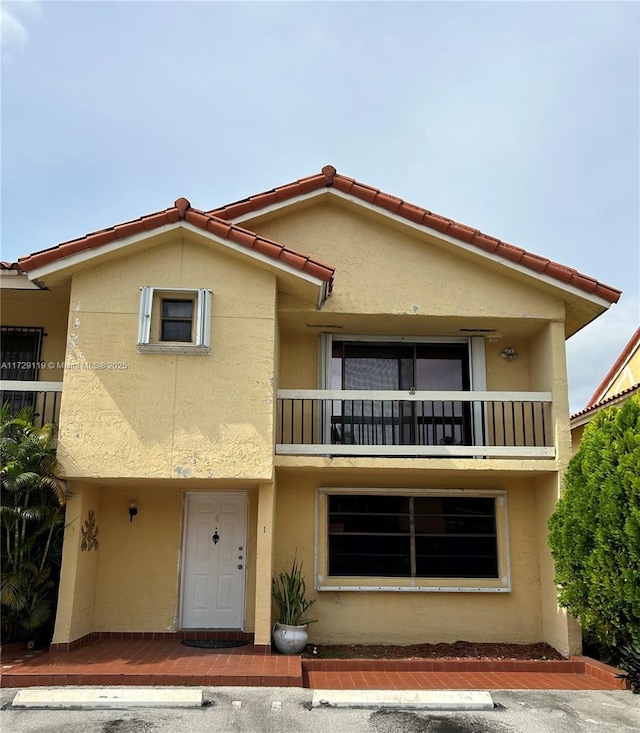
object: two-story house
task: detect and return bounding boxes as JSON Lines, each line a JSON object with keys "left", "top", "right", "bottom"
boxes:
{"left": 0, "top": 166, "right": 621, "bottom": 657}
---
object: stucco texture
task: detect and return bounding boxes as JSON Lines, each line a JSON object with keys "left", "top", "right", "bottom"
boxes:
{"left": 254, "top": 201, "right": 564, "bottom": 322}
{"left": 273, "top": 472, "right": 552, "bottom": 648}
{"left": 1, "top": 286, "right": 70, "bottom": 382}
{"left": 56, "top": 237, "right": 277, "bottom": 481}
{"left": 52, "top": 482, "right": 101, "bottom": 644}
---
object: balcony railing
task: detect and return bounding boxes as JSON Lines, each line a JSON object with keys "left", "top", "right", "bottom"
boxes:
{"left": 277, "top": 390, "right": 555, "bottom": 459}
{"left": 0, "top": 380, "right": 63, "bottom": 427}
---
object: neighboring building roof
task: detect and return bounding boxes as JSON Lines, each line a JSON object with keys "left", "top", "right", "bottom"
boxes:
{"left": 16, "top": 198, "right": 335, "bottom": 285}
{"left": 570, "top": 382, "right": 640, "bottom": 428}
{"left": 210, "top": 165, "right": 621, "bottom": 305}
{"left": 584, "top": 327, "right": 640, "bottom": 408}
{"left": 8, "top": 166, "right": 620, "bottom": 305}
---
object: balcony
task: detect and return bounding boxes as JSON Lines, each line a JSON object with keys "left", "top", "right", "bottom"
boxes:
{"left": 276, "top": 390, "right": 554, "bottom": 459}
{"left": 0, "top": 380, "right": 63, "bottom": 427}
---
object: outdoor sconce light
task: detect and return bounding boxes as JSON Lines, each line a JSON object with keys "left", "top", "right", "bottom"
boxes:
{"left": 499, "top": 346, "right": 519, "bottom": 361}
{"left": 129, "top": 500, "right": 138, "bottom": 523}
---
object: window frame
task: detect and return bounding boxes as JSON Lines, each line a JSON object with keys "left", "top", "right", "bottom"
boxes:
{"left": 160, "top": 298, "right": 195, "bottom": 343}
{"left": 319, "top": 334, "right": 487, "bottom": 448}
{"left": 315, "top": 487, "right": 511, "bottom": 593}
{"left": 137, "top": 287, "right": 212, "bottom": 354}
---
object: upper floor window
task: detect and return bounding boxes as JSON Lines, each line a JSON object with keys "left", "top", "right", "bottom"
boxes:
{"left": 1, "top": 326, "right": 44, "bottom": 380}
{"left": 0, "top": 326, "right": 45, "bottom": 416}
{"left": 137, "top": 287, "right": 211, "bottom": 354}
{"left": 161, "top": 299, "right": 194, "bottom": 342}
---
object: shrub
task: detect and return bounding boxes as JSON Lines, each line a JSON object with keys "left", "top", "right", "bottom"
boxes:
{"left": 548, "top": 395, "right": 640, "bottom": 649}
{"left": 0, "top": 405, "right": 68, "bottom": 642}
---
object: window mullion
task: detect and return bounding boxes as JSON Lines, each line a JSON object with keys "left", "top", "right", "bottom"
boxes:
{"left": 409, "top": 497, "right": 417, "bottom": 577}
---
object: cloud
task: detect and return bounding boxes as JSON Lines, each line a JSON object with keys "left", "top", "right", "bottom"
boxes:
{"left": 1, "top": 1, "right": 42, "bottom": 54}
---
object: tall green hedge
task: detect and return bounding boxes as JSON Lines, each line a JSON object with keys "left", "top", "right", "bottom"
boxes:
{"left": 548, "top": 395, "right": 640, "bottom": 648}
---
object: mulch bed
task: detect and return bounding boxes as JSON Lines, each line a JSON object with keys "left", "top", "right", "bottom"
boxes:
{"left": 303, "top": 641, "right": 564, "bottom": 660}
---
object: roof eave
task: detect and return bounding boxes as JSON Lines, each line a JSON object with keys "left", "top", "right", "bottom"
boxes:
{"left": 571, "top": 384, "right": 640, "bottom": 427}
{"left": 22, "top": 220, "right": 333, "bottom": 308}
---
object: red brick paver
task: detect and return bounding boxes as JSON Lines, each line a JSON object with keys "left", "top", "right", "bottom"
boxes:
{"left": 0, "top": 639, "right": 628, "bottom": 691}
{"left": 1, "top": 639, "right": 302, "bottom": 689}
{"left": 304, "top": 670, "right": 619, "bottom": 691}
{"left": 302, "top": 657, "right": 628, "bottom": 691}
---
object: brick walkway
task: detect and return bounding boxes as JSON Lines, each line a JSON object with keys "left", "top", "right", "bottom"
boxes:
{"left": 1, "top": 639, "right": 302, "bottom": 688}
{"left": 0, "top": 639, "right": 628, "bottom": 691}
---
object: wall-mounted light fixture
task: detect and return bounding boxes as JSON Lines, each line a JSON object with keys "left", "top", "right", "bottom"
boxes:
{"left": 499, "top": 346, "right": 518, "bottom": 361}
{"left": 129, "top": 500, "right": 138, "bottom": 523}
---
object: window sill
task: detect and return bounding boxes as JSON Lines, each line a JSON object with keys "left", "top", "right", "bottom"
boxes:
{"left": 317, "top": 583, "right": 511, "bottom": 593}
{"left": 136, "top": 344, "right": 210, "bottom": 355}
{"left": 316, "top": 574, "right": 510, "bottom": 592}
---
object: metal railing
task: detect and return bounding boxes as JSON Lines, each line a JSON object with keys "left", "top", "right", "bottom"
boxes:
{"left": 276, "top": 389, "right": 555, "bottom": 458}
{"left": 0, "top": 380, "right": 63, "bottom": 427}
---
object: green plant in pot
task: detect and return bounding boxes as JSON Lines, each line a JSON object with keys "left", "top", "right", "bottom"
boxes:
{"left": 271, "top": 557, "right": 316, "bottom": 654}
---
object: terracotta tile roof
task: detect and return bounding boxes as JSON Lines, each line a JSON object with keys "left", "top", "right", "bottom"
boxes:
{"left": 584, "top": 327, "right": 640, "bottom": 408}
{"left": 571, "top": 382, "right": 639, "bottom": 422}
{"left": 210, "top": 165, "right": 621, "bottom": 304}
{"left": 16, "top": 199, "right": 335, "bottom": 285}
{"left": 0, "top": 261, "right": 20, "bottom": 270}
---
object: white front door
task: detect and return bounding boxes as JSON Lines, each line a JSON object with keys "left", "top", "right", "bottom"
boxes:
{"left": 181, "top": 492, "right": 247, "bottom": 629}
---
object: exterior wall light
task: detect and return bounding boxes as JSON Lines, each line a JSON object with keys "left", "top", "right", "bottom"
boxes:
{"left": 499, "top": 346, "right": 518, "bottom": 361}
{"left": 129, "top": 500, "right": 138, "bottom": 523}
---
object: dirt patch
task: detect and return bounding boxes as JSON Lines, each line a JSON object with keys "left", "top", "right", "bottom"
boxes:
{"left": 303, "top": 641, "right": 564, "bottom": 660}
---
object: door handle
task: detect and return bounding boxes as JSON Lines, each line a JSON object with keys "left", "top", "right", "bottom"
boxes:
{"left": 238, "top": 564, "right": 243, "bottom": 569}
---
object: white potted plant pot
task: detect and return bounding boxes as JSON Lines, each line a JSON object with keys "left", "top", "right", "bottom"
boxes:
{"left": 272, "top": 622, "right": 309, "bottom": 654}
{"left": 271, "top": 557, "right": 317, "bottom": 655}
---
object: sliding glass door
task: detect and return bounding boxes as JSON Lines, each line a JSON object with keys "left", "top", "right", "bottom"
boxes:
{"left": 331, "top": 341, "right": 471, "bottom": 447}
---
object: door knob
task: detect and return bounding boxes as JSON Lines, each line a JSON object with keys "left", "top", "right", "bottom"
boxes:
{"left": 238, "top": 564, "right": 243, "bottom": 569}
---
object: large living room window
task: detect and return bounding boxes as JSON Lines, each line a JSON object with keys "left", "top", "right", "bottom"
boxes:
{"left": 317, "top": 488, "right": 510, "bottom": 592}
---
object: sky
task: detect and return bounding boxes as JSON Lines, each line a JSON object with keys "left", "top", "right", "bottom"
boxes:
{"left": 2, "top": 0, "right": 639, "bottom": 412}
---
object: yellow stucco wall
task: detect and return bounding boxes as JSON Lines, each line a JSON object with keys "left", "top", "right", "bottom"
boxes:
{"left": 55, "top": 237, "right": 277, "bottom": 481}
{"left": 1, "top": 286, "right": 70, "bottom": 382}
{"left": 274, "top": 472, "right": 547, "bottom": 647}
{"left": 55, "top": 484, "right": 258, "bottom": 637}
{"left": 52, "top": 482, "right": 101, "bottom": 644}
{"left": 257, "top": 202, "right": 564, "bottom": 322}
{"left": 602, "top": 343, "right": 640, "bottom": 399}
{"left": 92, "top": 485, "right": 184, "bottom": 631}
{"left": 528, "top": 322, "right": 578, "bottom": 656}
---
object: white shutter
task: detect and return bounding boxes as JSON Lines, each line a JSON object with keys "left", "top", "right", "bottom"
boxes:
{"left": 196, "top": 289, "right": 212, "bottom": 347}
{"left": 137, "top": 286, "right": 154, "bottom": 344}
